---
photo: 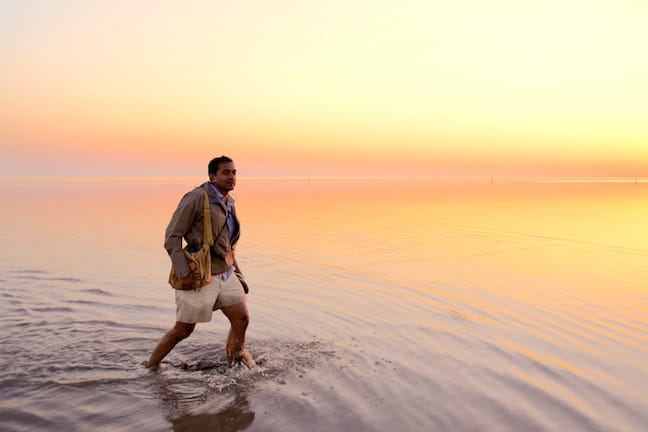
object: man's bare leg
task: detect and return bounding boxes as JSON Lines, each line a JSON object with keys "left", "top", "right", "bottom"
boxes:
{"left": 147, "top": 321, "right": 196, "bottom": 368}
{"left": 221, "top": 301, "right": 254, "bottom": 367}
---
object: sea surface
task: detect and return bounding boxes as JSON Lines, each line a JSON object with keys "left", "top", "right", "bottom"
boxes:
{"left": 0, "top": 176, "right": 646, "bottom": 431}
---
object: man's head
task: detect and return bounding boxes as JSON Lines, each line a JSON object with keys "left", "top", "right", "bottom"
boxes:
{"left": 208, "top": 155, "right": 236, "bottom": 194}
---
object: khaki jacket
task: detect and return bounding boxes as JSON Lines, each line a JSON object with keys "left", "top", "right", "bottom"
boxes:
{"left": 164, "top": 182, "right": 247, "bottom": 289}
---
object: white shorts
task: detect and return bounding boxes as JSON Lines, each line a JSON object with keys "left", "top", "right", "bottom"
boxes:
{"left": 175, "top": 274, "right": 245, "bottom": 323}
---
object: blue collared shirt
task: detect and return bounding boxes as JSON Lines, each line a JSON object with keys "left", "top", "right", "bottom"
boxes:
{"left": 209, "top": 183, "right": 236, "bottom": 280}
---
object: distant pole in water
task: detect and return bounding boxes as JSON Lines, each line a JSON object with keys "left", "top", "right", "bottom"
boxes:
{"left": 490, "top": 177, "right": 494, "bottom": 186}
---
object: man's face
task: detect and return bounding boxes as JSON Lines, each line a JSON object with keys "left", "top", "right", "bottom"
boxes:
{"left": 211, "top": 161, "right": 236, "bottom": 193}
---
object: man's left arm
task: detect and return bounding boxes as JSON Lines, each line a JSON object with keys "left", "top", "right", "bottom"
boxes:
{"left": 232, "top": 250, "right": 249, "bottom": 294}
{"left": 230, "top": 204, "right": 248, "bottom": 293}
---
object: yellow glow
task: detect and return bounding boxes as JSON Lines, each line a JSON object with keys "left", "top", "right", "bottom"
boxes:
{"left": 1, "top": 1, "right": 647, "bottom": 176}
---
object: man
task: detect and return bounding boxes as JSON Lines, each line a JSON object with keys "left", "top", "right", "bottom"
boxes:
{"left": 147, "top": 155, "right": 255, "bottom": 369}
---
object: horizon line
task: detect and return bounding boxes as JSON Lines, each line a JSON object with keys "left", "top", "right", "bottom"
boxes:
{"left": 1, "top": 175, "right": 647, "bottom": 182}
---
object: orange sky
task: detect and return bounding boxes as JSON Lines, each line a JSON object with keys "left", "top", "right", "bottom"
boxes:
{"left": 1, "top": 1, "right": 647, "bottom": 177}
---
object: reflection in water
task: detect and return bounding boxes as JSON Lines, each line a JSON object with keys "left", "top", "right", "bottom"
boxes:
{"left": 146, "top": 353, "right": 257, "bottom": 431}
{"left": 155, "top": 381, "right": 255, "bottom": 432}
{"left": 171, "top": 396, "right": 255, "bottom": 432}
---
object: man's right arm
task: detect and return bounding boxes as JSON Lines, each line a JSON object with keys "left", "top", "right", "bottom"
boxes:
{"left": 164, "top": 190, "right": 200, "bottom": 279}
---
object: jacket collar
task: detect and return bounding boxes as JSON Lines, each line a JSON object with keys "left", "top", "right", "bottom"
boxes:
{"left": 202, "top": 181, "right": 235, "bottom": 210}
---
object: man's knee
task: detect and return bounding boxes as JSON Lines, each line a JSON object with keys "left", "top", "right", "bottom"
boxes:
{"left": 233, "top": 311, "right": 249, "bottom": 329}
{"left": 222, "top": 303, "right": 250, "bottom": 330}
{"left": 173, "top": 323, "right": 195, "bottom": 340}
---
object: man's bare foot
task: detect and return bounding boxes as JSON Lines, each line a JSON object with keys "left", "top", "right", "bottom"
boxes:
{"left": 235, "top": 350, "right": 256, "bottom": 368}
{"left": 143, "top": 360, "right": 159, "bottom": 371}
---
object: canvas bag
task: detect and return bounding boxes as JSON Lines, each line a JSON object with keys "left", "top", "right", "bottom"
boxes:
{"left": 168, "top": 188, "right": 213, "bottom": 290}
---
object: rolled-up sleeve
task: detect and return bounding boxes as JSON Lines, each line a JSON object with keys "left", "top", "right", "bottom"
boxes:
{"left": 164, "top": 191, "right": 199, "bottom": 278}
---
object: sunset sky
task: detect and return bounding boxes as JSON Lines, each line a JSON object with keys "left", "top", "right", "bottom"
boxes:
{"left": 1, "top": 0, "right": 647, "bottom": 177}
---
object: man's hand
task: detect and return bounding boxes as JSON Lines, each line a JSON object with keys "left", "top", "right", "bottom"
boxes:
{"left": 224, "top": 251, "right": 234, "bottom": 268}
{"left": 180, "top": 272, "right": 195, "bottom": 290}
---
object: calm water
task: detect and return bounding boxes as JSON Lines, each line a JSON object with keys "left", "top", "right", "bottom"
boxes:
{"left": 0, "top": 177, "right": 646, "bottom": 431}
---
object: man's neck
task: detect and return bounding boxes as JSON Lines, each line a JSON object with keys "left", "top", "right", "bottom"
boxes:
{"left": 218, "top": 189, "right": 229, "bottom": 201}
{"left": 211, "top": 182, "right": 229, "bottom": 203}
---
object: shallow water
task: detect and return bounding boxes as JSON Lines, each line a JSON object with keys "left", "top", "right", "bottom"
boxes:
{"left": 0, "top": 176, "right": 647, "bottom": 431}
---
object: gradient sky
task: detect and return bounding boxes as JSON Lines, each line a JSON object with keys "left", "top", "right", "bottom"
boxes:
{"left": 1, "top": 0, "right": 647, "bottom": 177}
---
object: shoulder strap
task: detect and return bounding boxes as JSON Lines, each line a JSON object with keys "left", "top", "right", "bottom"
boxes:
{"left": 201, "top": 188, "right": 214, "bottom": 247}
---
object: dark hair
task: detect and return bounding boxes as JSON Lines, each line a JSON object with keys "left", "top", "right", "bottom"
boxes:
{"left": 208, "top": 155, "right": 233, "bottom": 175}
